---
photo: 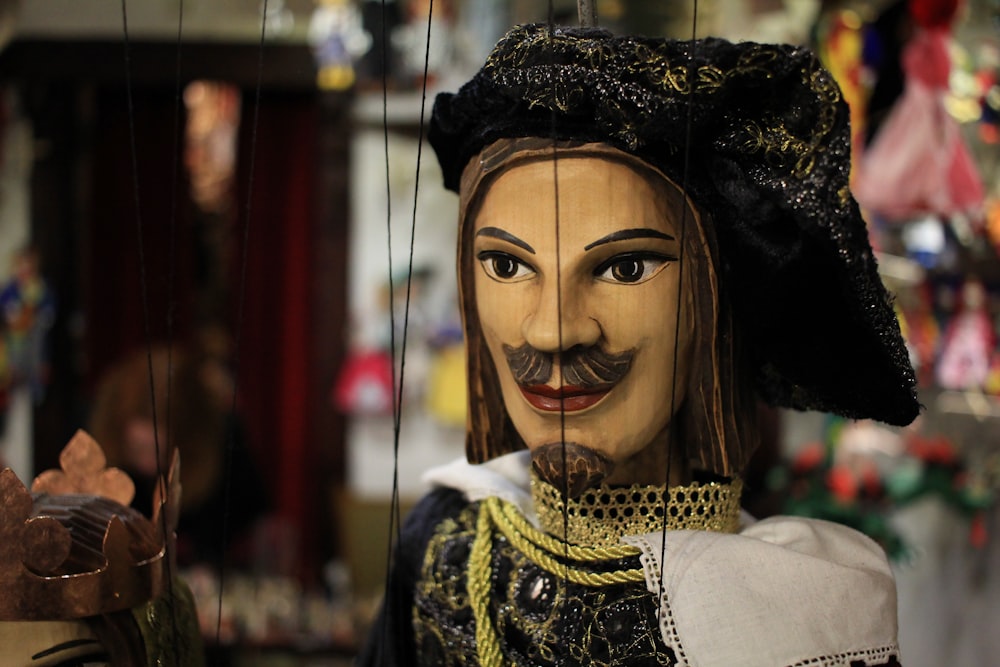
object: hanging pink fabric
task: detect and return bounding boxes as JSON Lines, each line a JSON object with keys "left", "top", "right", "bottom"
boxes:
{"left": 855, "top": 28, "right": 984, "bottom": 222}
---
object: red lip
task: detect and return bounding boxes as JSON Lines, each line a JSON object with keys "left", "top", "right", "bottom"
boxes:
{"left": 518, "top": 384, "right": 612, "bottom": 412}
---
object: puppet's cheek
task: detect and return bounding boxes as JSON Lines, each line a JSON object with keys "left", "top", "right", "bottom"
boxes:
{"left": 0, "top": 620, "right": 104, "bottom": 665}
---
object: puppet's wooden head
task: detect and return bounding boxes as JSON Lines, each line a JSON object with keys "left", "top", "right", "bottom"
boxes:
{"left": 457, "top": 140, "right": 757, "bottom": 495}
{"left": 0, "top": 431, "right": 203, "bottom": 666}
{"left": 431, "top": 24, "right": 920, "bottom": 495}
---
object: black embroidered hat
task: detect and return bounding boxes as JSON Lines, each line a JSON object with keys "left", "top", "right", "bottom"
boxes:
{"left": 430, "top": 23, "right": 920, "bottom": 428}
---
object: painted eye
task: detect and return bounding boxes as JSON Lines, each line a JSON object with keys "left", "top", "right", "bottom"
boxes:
{"left": 477, "top": 251, "right": 535, "bottom": 282}
{"left": 594, "top": 253, "right": 671, "bottom": 284}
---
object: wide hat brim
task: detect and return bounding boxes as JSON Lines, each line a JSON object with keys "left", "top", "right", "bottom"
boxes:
{"left": 430, "top": 24, "right": 919, "bottom": 426}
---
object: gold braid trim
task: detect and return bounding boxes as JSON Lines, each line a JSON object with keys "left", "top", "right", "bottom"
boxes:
{"left": 480, "top": 498, "right": 646, "bottom": 586}
{"left": 471, "top": 499, "right": 648, "bottom": 667}
{"left": 470, "top": 501, "right": 504, "bottom": 667}
{"left": 491, "top": 497, "right": 641, "bottom": 562}
{"left": 468, "top": 484, "right": 741, "bottom": 663}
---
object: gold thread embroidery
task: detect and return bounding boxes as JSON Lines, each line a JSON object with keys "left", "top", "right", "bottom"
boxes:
{"left": 413, "top": 499, "right": 672, "bottom": 665}
{"left": 472, "top": 499, "right": 649, "bottom": 666}
{"left": 481, "top": 27, "right": 842, "bottom": 182}
{"left": 487, "top": 498, "right": 645, "bottom": 584}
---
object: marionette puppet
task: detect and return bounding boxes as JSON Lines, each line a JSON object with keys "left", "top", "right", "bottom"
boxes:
{"left": 854, "top": 0, "right": 984, "bottom": 223}
{"left": 0, "top": 246, "right": 56, "bottom": 403}
{"left": 0, "top": 430, "right": 204, "bottom": 666}
{"left": 361, "top": 23, "right": 919, "bottom": 667}
{"left": 936, "top": 279, "right": 995, "bottom": 391}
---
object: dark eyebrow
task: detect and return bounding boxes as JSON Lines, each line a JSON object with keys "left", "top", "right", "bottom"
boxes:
{"left": 32, "top": 639, "right": 102, "bottom": 661}
{"left": 475, "top": 227, "right": 535, "bottom": 254}
{"left": 584, "top": 228, "right": 675, "bottom": 251}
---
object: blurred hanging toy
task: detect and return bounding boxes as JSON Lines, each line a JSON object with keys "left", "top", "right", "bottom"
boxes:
{"left": 424, "top": 324, "right": 466, "bottom": 428}
{"left": 900, "top": 214, "right": 948, "bottom": 268}
{"left": 0, "top": 246, "right": 55, "bottom": 403}
{"left": 333, "top": 347, "right": 395, "bottom": 415}
{"left": 333, "top": 267, "right": 437, "bottom": 416}
{"left": 0, "top": 326, "right": 10, "bottom": 432}
{"left": 814, "top": 5, "right": 869, "bottom": 158}
{"left": 987, "top": 196, "right": 1000, "bottom": 255}
{"left": 936, "top": 279, "right": 996, "bottom": 390}
{"left": 392, "top": 0, "right": 456, "bottom": 87}
{"left": 0, "top": 429, "right": 205, "bottom": 665}
{"left": 855, "top": 0, "right": 984, "bottom": 223}
{"left": 985, "top": 347, "right": 1000, "bottom": 395}
{"left": 896, "top": 281, "right": 941, "bottom": 384}
{"left": 308, "top": 0, "right": 372, "bottom": 91}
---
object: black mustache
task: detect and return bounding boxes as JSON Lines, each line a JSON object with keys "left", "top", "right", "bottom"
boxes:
{"left": 502, "top": 343, "right": 634, "bottom": 387}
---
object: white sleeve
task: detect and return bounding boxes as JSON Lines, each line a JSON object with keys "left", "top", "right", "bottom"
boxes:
{"left": 623, "top": 516, "right": 901, "bottom": 667}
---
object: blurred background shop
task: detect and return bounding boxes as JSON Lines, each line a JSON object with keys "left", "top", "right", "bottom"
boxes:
{"left": 0, "top": 0, "right": 996, "bottom": 664}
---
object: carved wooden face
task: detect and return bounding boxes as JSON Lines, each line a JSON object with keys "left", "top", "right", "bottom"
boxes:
{"left": 0, "top": 620, "right": 107, "bottom": 666}
{"left": 472, "top": 156, "right": 695, "bottom": 493}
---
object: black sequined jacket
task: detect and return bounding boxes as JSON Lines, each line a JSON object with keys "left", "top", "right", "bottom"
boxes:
{"left": 358, "top": 472, "right": 903, "bottom": 667}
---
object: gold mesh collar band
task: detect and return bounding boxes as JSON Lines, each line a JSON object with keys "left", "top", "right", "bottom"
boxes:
{"left": 531, "top": 473, "right": 743, "bottom": 546}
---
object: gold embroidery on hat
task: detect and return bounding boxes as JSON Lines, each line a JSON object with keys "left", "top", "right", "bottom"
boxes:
{"left": 482, "top": 28, "right": 842, "bottom": 181}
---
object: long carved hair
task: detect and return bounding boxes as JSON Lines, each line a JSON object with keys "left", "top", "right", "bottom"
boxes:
{"left": 456, "top": 140, "right": 759, "bottom": 479}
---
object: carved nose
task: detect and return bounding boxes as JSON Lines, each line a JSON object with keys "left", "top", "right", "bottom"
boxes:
{"left": 521, "top": 280, "right": 601, "bottom": 354}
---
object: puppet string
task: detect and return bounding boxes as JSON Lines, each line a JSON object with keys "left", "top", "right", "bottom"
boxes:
{"left": 161, "top": 0, "right": 187, "bottom": 653}
{"left": 119, "top": 0, "right": 182, "bottom": 655}
{"left": 657, "top": 0, "right": 700, "bottom": 617}
{"left": 209, "top": 0, "right": 270, "bottom": 648}
{"left": 162, "top": 0, "right": 186, "bottom": 486}
{"left": 377, "top": 0, "right": 397, "bottom": 654}
{"left": 542, "top": 0, "right": 574, "bottom": 593}
{"left": 378, "top": 0, "right": 437, "bottom": 662}
{"left": 389, "top": 0, "right": 436, "bottom": 551}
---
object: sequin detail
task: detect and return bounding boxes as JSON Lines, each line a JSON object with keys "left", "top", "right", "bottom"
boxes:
{"left": 482, "top": 25, "right": 837, "bottom": 172}
{"left": 413, "top": 502, "right": 676, "bottom": 666}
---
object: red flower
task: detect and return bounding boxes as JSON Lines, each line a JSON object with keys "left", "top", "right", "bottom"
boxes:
{"left": 793, "top": 442, "right": 826, "bottom": 473}
{"left": 927, "top": 437, "right": 956, "bottom": 464}
{"left": 861, "top": 465, "right": 883, "bottom": 498}
{"left": 970, "top": 513, "right": 987, "bottom": 548}
{"left": 827, "top": 466, "right": 859, "bottom": 503}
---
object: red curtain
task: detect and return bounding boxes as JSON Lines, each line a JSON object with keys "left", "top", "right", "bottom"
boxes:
{"left": 85, "top": 87, "right": 198, "bottom": 383}
{"left": 233, "top": 91, "right": 321, "bottom": 577}
{"left": 85, "top": 86, "right": 324, "bottom": 577}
